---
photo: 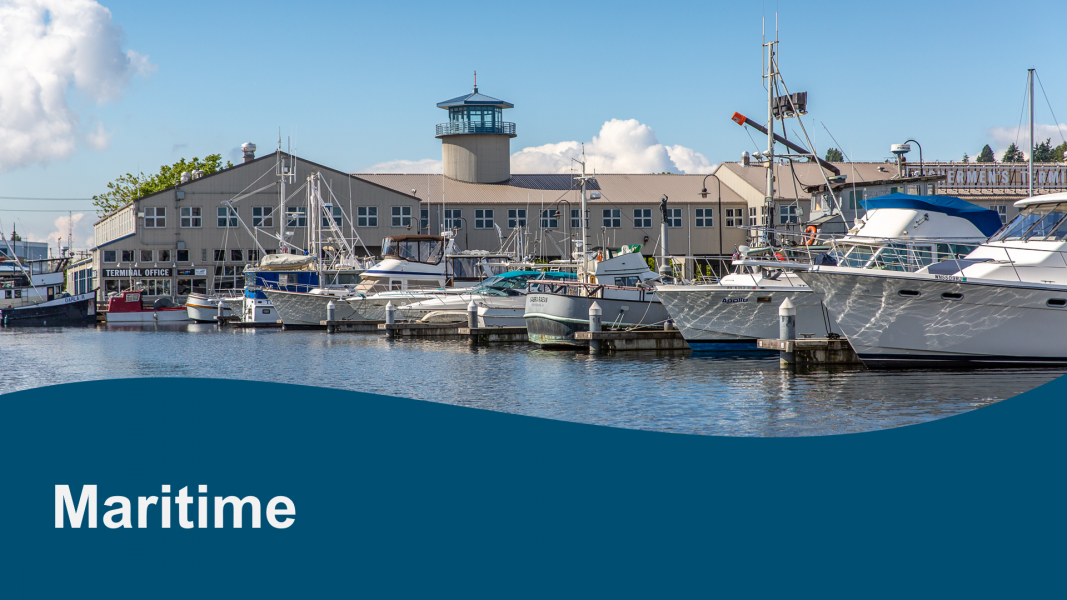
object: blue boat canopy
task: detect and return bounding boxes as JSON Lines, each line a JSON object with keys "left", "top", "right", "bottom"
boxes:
{"left": 862, "top": 193, "right": 1003, "bottom": 237}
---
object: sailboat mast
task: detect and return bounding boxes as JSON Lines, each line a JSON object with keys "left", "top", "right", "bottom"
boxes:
{"left": 580, "top": 154, "right": 588, "bottom": 283}
{"left": 765, "top": 36, "right": 776, "bottom": 246}
{"left": 1029, "top": 68, "right": 1035, "bottom": 198}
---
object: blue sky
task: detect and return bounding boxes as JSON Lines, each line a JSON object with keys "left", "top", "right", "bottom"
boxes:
{"left": 2, "top": 0, "right": 1066, "bottom": 248}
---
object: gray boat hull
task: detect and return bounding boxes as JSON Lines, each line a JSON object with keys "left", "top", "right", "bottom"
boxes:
{"left": 524, "top": 292, "right": 670, "bottom": 348}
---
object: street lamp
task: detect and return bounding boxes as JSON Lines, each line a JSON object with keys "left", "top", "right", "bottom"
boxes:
{"left": 902, "top": 139, "right": 924, "bottom": 177}
{"left": 700, "top": 173, "right": 723, "bottom": 273}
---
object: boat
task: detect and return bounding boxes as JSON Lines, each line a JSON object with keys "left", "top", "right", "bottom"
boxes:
{"left": 656, "top": 194, "right": 1000, "bottom": 350}
{"left": 186, "top": 291, "right": 241, "bottom": 322}
{"left": 396, "top": 270, "right": 577, "bottom": 325}
{"left": 799, "top": 191, "right": 1067, "bottom": 366}
{"left": 103, "top": 289, "right": 191, "bottom": 323}
{"left": 0, "top": 254, "right": 96, "bottom": 326}
{"left": 264, "top": 234, "right": 513, "bottom": 327}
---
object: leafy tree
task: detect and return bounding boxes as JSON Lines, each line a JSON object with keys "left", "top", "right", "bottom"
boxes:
{"left": 824, "top": 148, "right": 843, "bottom": 162}
{"left": 1033, "top": 138, "right": 1056, "bottom": 162}
{"left": 976, "top": 144, "right": 995, "bottom": 163}
{"left": 93, "top": 154, "right": 231, "bottom": 215}
{"left": 962, "top": 153, "right": 970, "bottom": 163}
{"left": 1054, "top": 142, "right": 1067, "bottom": 163}
{"left": 1001, "top": 143, "right": 1025, "bottom": 163}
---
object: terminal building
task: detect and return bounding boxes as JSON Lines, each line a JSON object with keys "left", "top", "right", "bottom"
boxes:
{"left": 83, "top": 80, "right": 1067, "bottom": 302}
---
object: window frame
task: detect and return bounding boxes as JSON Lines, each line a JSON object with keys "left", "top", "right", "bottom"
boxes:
{"left": 475, "top": 209, "right": 494, "bottom": 230}
{"left": 217, "top": 206, "right": 238, "bottom": 228}
{"left": 143, "top": 206, "right": 166, "bottom": 228}
{"left": 285, "top": 206, "right": 307, "bottom": 228}
{"left": 252, "top": 206, "right": 274, "bottom": 228}
{"left": 695, "top": 208, "right": 713, "bottom": 228}
{"left": 602, "top": 209, "right": 621, "bottom": 229}
{"left": 357, "top": 206, "right": 378, "bottom": 228}
{"left": 180, "top": 206, "right": 202, "bottom": 228}
{"left": 391, "top": 206, "right": 412, "bottom": 228}
{"left": 633, "top": 208, "right": 652, "bottom": 229}
{"left": 507, "top": 208, "right": 527, "bottom": 229}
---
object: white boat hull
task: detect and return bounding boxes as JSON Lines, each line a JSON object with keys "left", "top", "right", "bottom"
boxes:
{"left": 105, "top": 309, "right": 191, "bottom": 323}
{"left": 185, "top": 293, "right": 236, "bottom": 322}
{"left": 800, "top": 267, "right": 1067, "bottom": 366}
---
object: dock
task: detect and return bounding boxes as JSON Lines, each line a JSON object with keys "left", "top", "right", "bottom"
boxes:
{"left": 575, "top": 329, "right": 689, "bottom": 352}
{"left": 756, "top": 337, "right": 861, "bottom": 366}
{"left": 373, "top": 322, "right": 528, "bottom": 344}
{"left": 320, "top": 319, "right": 386, "bottom": 333}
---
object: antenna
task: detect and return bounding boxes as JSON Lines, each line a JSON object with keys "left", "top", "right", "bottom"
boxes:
{"left": 473, "top": 70, "right": 477, "bottom": 92}
{"left": 66, "top": 210, "right": 73, "bottom": 256}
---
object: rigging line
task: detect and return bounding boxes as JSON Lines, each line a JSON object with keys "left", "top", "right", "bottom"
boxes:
{"left": 0, "top": 196, "right": 93, "bottom": 201}
{"left": 1034, "top": 71, "right": 1067, "bottom": 147}
{"left": 1013, "top": 74, "right": 1029, "bottom": 151}
{"left": 0, "top": 209, "right": 93, "bottom": 213}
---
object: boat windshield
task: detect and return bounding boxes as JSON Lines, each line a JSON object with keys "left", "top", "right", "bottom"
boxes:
{"left": 381, "top": 238, "right": 444, "bottom": 265}
{"left": 470, "top": 275, "right": 532, "bottom": 296}
{"left": 991, "top": 203, "right": 1067, "bottom": 241}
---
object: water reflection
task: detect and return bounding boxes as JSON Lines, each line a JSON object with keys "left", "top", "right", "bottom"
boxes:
{"left": 0, "top": 326, "right": 1062, "bottom": 437}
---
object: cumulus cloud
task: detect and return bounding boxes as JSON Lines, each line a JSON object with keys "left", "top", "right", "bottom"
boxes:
{"left": 988, "top": 123, "right": 1067, "bottom": 158}
{"left": 357, "top": 158, "right": 443, "bottom": 174}
{"left": 512, "top": 119, "right": 717, "bottom": 174}
{"left": 24, "top": 212, "right": 94, "bottom": 250}
{"left": 0, "top": 0, "right": 154, "bottom": 171}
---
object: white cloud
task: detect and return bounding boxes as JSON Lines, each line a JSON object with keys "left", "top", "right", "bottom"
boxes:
{"left": 987, "top": 123, "right": 1067, "bottom": 158}
{"left": 24, "top": 212, "right": 94, "bottom": 250}
{"left": 0, "top": 0, "right": 153, "bottom": 171}
{"left": 511, "top": 119, "right": 716, "bottom": 174}
{"left": 357, "top": 158, "right": 443, "bottom": 174}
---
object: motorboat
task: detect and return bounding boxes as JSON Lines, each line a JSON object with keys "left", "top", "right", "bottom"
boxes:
{"left": 799, "top": 191, "right": 1067, "bottom": 366}
{"left": 397, "top": 270, "right": 577, "bottom": 325}
{"left": 656, "top": 194, "right": 1001, "bottom": 350}
{"left": 524, "top": 248, "right": 667, "bottom": 348}
{"left": 103, "top": 289, "right": 191, "bottom": 323}
{"left": 265, "top": 234, "right": 513, "bottom": 327}
{"left": 185, "top": 291, "right": 240, "bottom": 322}
{"left": 0, "top": 256, "right": 96, "bottom": 326}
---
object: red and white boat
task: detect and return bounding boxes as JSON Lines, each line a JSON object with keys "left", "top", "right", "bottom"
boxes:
{"left": 104, "top": 290, "right": 192, "bottom": 323}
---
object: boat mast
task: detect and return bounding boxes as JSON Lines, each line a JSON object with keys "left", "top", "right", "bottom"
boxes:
{"left": 1029, "top": 68, "right": 1035, "bottom": 198}
{"left": 575, "top": 147, "right": 592, "bottom": 283}
{"left": 763, "top": 22, "right": 776, "bottom": 247}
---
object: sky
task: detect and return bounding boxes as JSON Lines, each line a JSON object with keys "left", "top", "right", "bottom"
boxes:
{"left": 2, "top": 0, "right": 1066, "bottom": 251}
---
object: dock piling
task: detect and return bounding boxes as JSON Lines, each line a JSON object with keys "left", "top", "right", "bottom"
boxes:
{"left": 467, "top": 301, "right": 478, "bottom": 345}
{"left": 326, "top": 300, "right": 336, "bottom": 334}
{"left": 385, "top": 301, "right": 396, "bottom": 339}
{"left": 779, "top": 298, "right": 796, "bottom": 367}
{"left": 589, "top": 302, "right": 602, "bottom": 355}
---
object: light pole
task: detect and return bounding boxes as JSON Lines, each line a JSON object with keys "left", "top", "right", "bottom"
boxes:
{"left": 903, "top": 139, "right": 924, "bottom": 177}
{"left": 700, "top": 173, "right": 723, "bottom": 276}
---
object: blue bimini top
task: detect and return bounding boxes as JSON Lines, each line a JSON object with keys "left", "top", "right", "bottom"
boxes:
{"left": 862, "top": 193, "right": 1003, "bottom": 237}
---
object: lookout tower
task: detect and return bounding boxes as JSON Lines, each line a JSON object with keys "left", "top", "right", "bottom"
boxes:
{"left": 436, "top": 74, "right": 515, "bottom": 184}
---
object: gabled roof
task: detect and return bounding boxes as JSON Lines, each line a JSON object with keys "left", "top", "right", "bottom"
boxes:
{"left": 437, "top": 88, "right": 513, "bottom": 109}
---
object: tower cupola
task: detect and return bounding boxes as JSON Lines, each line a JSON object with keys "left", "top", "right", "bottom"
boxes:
{"left": 436, "top": 73, "right": 515, "bottom": 184}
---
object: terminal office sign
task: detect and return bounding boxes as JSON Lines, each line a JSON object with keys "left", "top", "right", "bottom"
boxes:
{"left": 907, "top": 164, "right": 1067, "bottom": 189}
{"left": 103, "top": 268, "right": 172, "bottom": 278}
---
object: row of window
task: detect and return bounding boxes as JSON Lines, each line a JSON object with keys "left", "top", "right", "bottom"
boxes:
{"left": 147, "top": 205, "right": 751, "bottom": 231}
{"left": 102, "top": 277, "right": 246, "bottom": 296}
{"left": 102, "top": 249, "right": 261, "bottom": 264}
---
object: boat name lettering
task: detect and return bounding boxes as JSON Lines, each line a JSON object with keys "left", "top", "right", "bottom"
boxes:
{"left": 529, "top": 296, "right": 549, "bottom": 303}
{"left": 721, "top": 297, "right": 748, "bottom": 304}
{"left": 934, "top": 275, "right": 963, "bottom": 282}
{"left": 104, "top": 269, "right": 172, "bottom": 278}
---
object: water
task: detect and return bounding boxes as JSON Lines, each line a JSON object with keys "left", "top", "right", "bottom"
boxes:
{"left": 2, "top": 324, "right": 1063, "bottom": 436}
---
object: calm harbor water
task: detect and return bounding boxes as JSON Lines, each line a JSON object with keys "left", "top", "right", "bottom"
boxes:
{"left": 2, "top": 324, "right": 1063, "bottom": 436}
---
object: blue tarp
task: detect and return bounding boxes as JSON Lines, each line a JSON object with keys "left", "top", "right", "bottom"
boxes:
{"left": 861, "top": 193, "right": 1003, "bottom": 237}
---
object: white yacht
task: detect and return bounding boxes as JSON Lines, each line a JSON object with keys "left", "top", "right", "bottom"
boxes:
{"left": 396, "top": 270, "right": 576, "bottom": 325}
{"left": 799, "top": 192, "right": 1067, "bottom": 366}
{"left": 656, "top": 194, "right": 1000, "bottom": 350}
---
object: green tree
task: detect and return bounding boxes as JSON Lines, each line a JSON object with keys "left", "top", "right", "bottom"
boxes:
{"left": 824, "top": 148, "right": 843, "bottom": 162}
{"left": 1054, "top": 142, "right": 1067, "bottom": 163}
{"left": 93, "top": 154, "right": 231, "bottom": 215}
{"left": 976, "top": 144, "right": 995, "bottom": 163}
{"left": 1033, "top": 138, "right": 1056, "bottom": 162}
{"left": 1001, "top": 143, "right": 1024, "bottom": 163}
{"left": 962, "top": 153, "right": 970, "bottom": 163}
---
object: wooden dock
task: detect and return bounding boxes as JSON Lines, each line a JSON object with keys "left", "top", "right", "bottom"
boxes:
{"left": 756, "top": 337, "right": 861, "bottom": 365}
{"left": 320, "top": 319, "right": 386, "bottom": 333}
{"left": 575, "top": 329, "right": 689, "bottom": 352}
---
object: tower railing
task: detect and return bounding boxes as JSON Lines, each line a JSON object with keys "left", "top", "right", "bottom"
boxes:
{"left": 436, "top": 122, "right": 516, "bottom": 137}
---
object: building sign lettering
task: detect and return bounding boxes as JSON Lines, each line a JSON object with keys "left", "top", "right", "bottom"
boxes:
{"left": 907, "top": 164, "right": 1067, "bottom": 190}
{"left": 103, "top": 268, "right": 172, "bottom": 278}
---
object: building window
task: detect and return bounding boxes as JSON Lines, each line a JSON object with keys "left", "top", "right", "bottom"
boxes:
{"left": 391, "top": 206, "right": 411, "bottom": 228}
{"left": 201, "top": 249, "right": 208, "bottom": 262}
{"left": 178, "top": 279, "right": 208, "bottom": 295}
{"left": 214, "top": 250, "right": 226, "bottom": 262}
{"left": 420, "top": 209, "right": 429, "bottom": 230}
{"left": 990, "top": 205, "right": 1007, "bottom": 224}
{"left": 540, "top": 209, "right": 558, "bottom": 229}
{"left": 144, "top": 207, "right": 166, "bottom": 228}
{"left": 666, "top": 208, "right": 682, "bottom": 228}
{"left": 322, "top": 206, "right": 343, "bottom": 228}
{"left": 139, "top": 250, "right": 153, "bottom": 263}
{"left": 180, "top": 207, "right": 202, "bottom": 228}
{"left": 217, "top": 207, "right": 238, "bottom": 228}
{"left": 104, "top": 250, "right": 116, "bottom": 263}
{"left": 445, "top": 209, "right": 462, "bottom": 229}
{"left": 248, "top": 249, "right": 260, "bottom": 263}
{"left": 252, "top": 206, "right": 274, "bottom": 228}
{"left": 231, "top": 249, "right": 245, "bottom": 262}
{"left": 634, "top": 209, "right": 652, "bottom": 229}
{"left": 121, "top": 250, "right": 135, "bottom": 263}
{"left": 724, "top": 209, "right": 741, "bottom": 227}
{"left": 571, "top": 209, "right": 587, "bottom": 229}
{"left": 176, "top": 249, "right": 189, "bottom": 262}
{"left": 357, "top": 206, "right": 378, "bottom": 227}
{"left": 508, "top": 209, "right": 526, "bottom": 229}
{"left": 159, "top": 249, "right": 171, "bottom": 263}
{"left": 779, "top": 205, "right": 799, "bottom": 225}
{"left": 695, "top": 208, "right": 712, "bottom": 228}
{"left": 603, "top": 209, "right": 621, "bottom": 229}
{"left": 848, "top": 189, "right": 865, "bottom": 210}
{"left": 138, "top": 279, "right": 172, "bottom": 296}
{"left": 213, "top": 265, "right": 244, "bottom": 291}
{"left": 286, "top": 206, "right": 307, "bottom": 228}
{"left": 748, "top": 208, "right": 757, "bottom": 227}
{"left": 475, "top": 209, "right": 494, "bottom": 229}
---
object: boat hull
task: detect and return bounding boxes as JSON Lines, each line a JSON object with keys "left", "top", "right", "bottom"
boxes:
{"left": 0, "top": 293, "right": 96, "bottom": 326}
{"left": 105, "top": 308, "right": 191, "bottom": 323}
{"left": 185, "top": 293, "right": 236, "bottom": 322}
{"left": 800, "top": 267, "right": 1067, "bottom": 367}
{"left": 656, "top": 284, "right": 841, "bottom": 350}
{"left": 524, "top": 293, "right": 670, "bottom": 348}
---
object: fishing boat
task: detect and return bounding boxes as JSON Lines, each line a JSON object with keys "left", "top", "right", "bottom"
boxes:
{"left": 657, "top": 194, "right": 1000, "bottom": 350}
{"left": 103, "top": 289, "right": 191, "bottom": 323}
{"left": 0, "top": 256, "right": 96, "bottom": 326}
